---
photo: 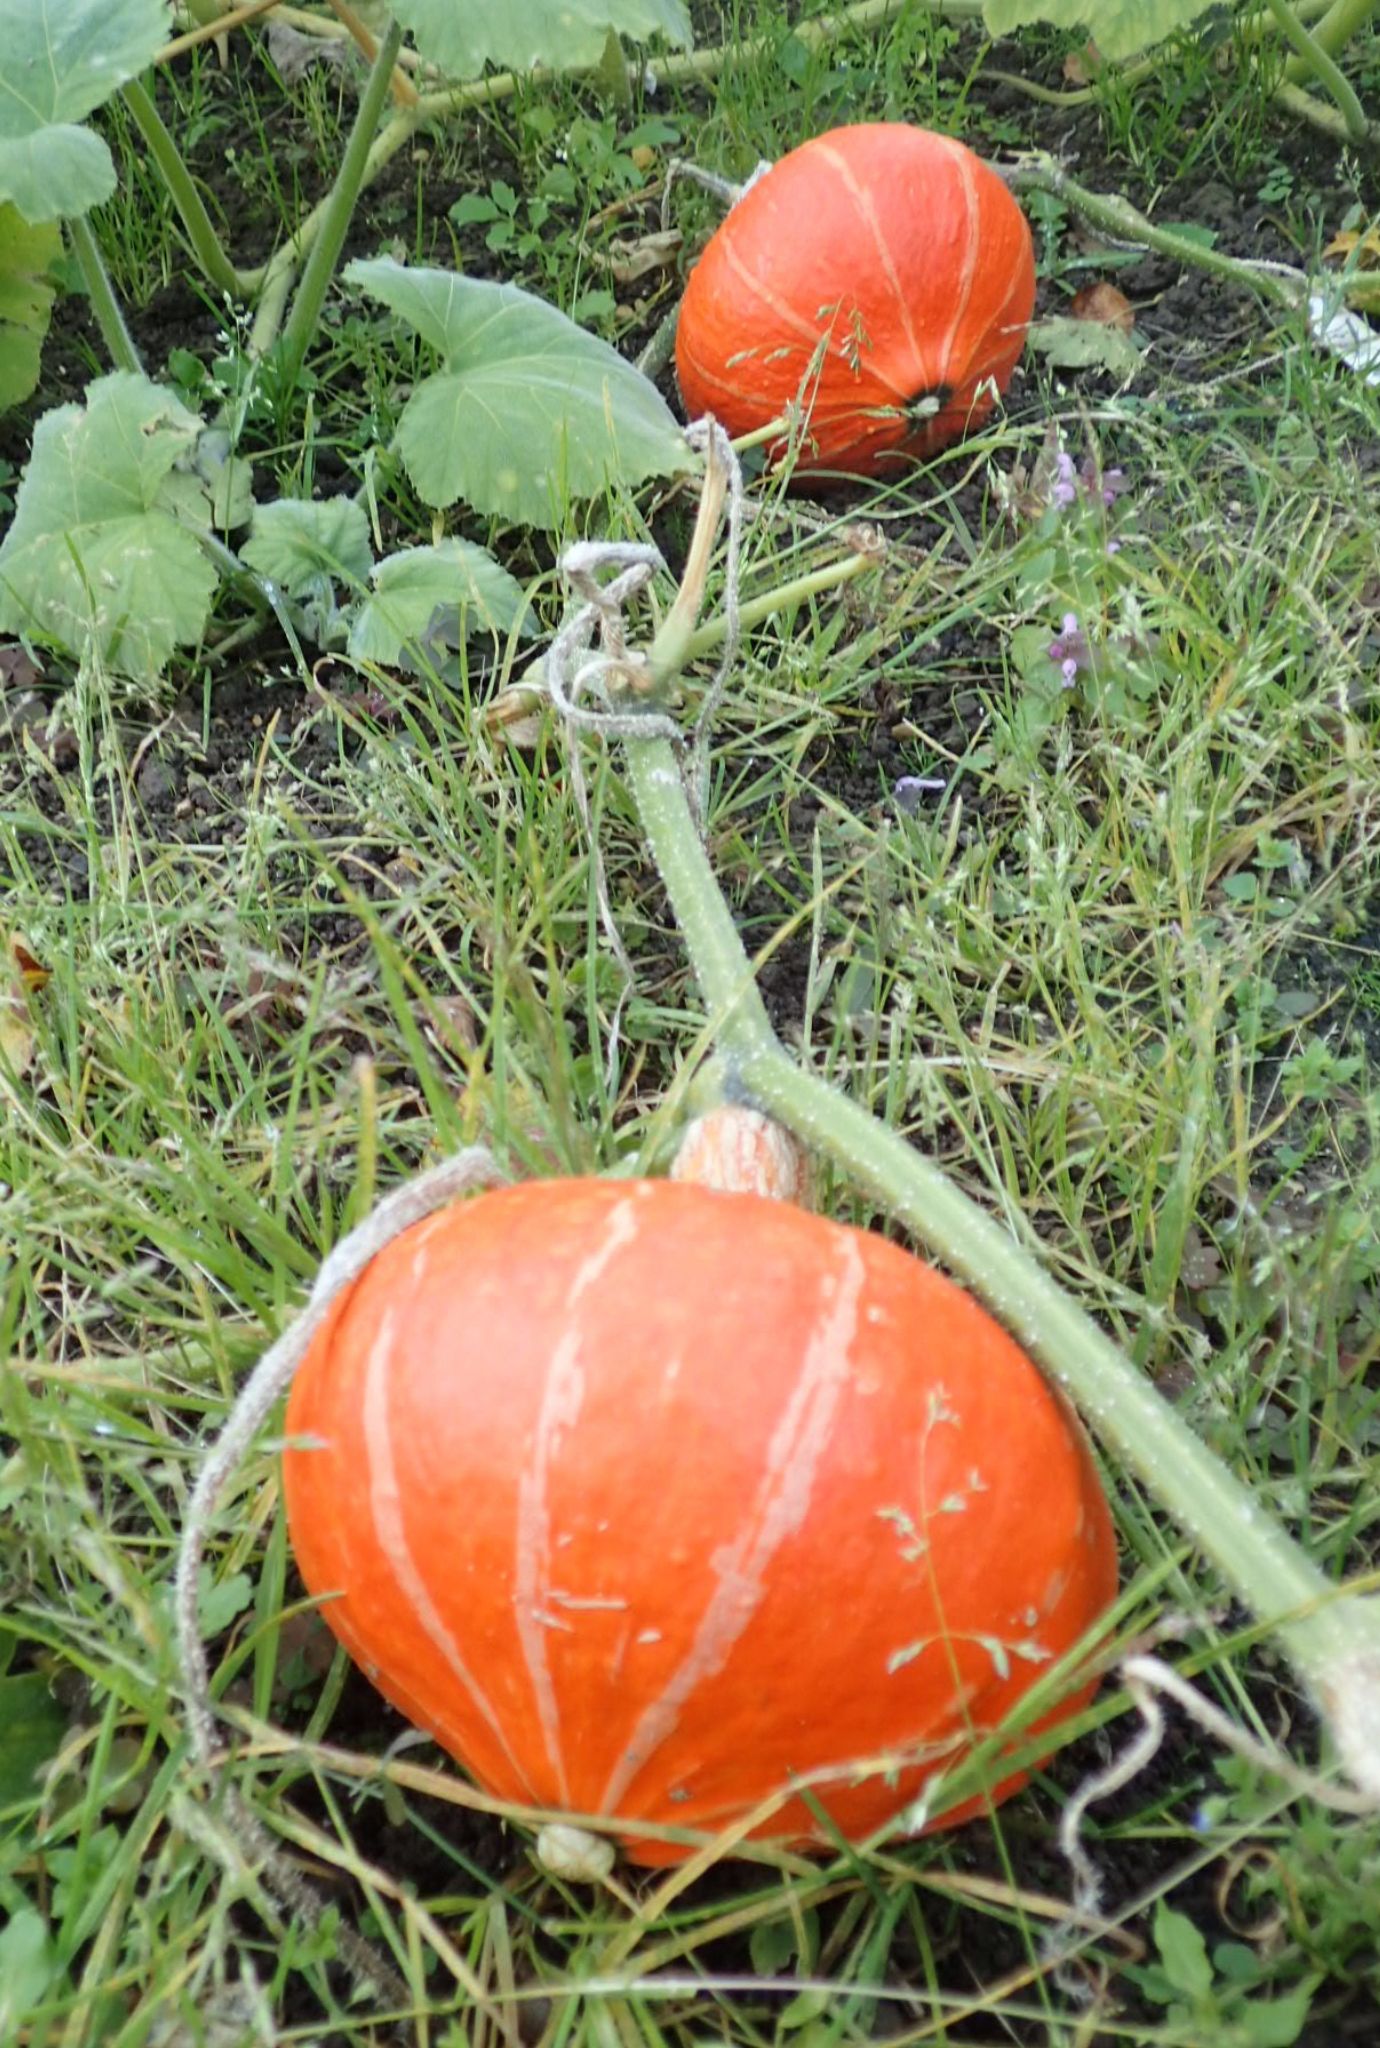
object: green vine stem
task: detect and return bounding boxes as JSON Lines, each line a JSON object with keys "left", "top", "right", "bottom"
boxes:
{"left": 1003, "top": 158, "right": 1307, "bottom": 309}
{"left": 1260, "top": 0, "right": 1373, "bottom": 137}
{"left": 1287, "top": 0, "right": 1380, "bottom": 62}
{"left": 618, "top": 700, "right": 1380, "bottom": 1809}
{"left": 66, "top": 215, "right": 143, "bottom": 375}
{"left": 121, "top": 76, "right": 243, "bottom": 303}
{"left": 275, "top": 19, "right": 406, "bottom": 391}
{"left": 1271, "top": 75, "right": 1376, "bottom": 141}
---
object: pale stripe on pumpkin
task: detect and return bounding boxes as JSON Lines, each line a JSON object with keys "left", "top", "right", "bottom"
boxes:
{"left": 599, "top": 1230, "right": 869, "bottom": 1812}
{"left": 812, "top": 137, "right": 931, "bottom": 394}
{"left": 714, "top": 230, "right": 832, "bottom": 356}
{"left": 933, "top": 146, "right": 983, "bottom": 397}
{"left": 360, "top": 1305, "right": 538, "bottom": 1798}
{"left": 514, "top": 1193, "right": 645, "bottom": 1804}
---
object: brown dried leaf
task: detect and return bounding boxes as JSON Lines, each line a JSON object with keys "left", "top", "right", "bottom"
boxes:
{"left": 590, "top": 227, "right": 682, "bottom": 286}
{"left": 0, "top": 934, "right": 47, "bottom": 1078}
{"left": 1070, "top": 280, "right": 1135, "bottom": 334}
{"left": 271, "top": 1611, "right": 337, "bottom": 1708}
{"left": 1062, "top": 40, "right": 1102, "bottom": 82}
{"left": 11, "top": 937, "right": 49, "bottom": 991}
{"left": 1323, "top": 228, "right": 1380, "bottom": 312}
{"left": 428, "top": 991, "right": 479, "bottom": 1056}
{"left": 1323, "top": 227, "right": 1380, "bottom": 270}
{"left": 0, "top": 645, "right": 44, "bottom": 691}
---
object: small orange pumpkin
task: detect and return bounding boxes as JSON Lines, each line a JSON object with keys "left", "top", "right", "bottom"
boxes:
{"left": 675, "top": 123, "right": 1036, "bottom": 479}
{"left": 283, "top": 1178, "right": 1115, "bottom": 1864}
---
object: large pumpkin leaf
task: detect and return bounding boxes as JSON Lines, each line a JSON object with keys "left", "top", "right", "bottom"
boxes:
{"left": 348, "top": 540, "right": 533, "bottom": 665}
{"left": 390, "top": 0, "right": 691, "bottom": 77}
{"left": 0, "top": 372, "right": 219, "bottom": 680}
{"left": 0, "top": 0, "right": 172, "bottom": 223}
{"left": 345, "top": 258, "right": 692, "bottom": 528}
{"left": 0, "top": 205, "right": 60, "bottom": 412}
{"left": 982, "top": 0, "right": 1212, "bottom": 58}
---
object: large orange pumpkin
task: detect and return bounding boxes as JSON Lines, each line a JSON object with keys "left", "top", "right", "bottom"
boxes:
{"left": 675, "top": 124, "right": 1037, "bottom": 479}
{"left": 283, "top": 1178, "right": 1115, "bottom": 1865}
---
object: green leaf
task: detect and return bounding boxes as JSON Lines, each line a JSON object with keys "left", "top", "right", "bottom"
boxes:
{"left": 242, "top": 497, "right": 374, "bottom": 598}
{"left": 0, "top": 204, "right": 60, "bottom": 411}
{"left": 390, "top": 0, "right": 690, "bottom": 77}
{"left": 0, "top": 0, "right": 172, "bottom": 223}
{"left": 348, "top": 540, "right": 532, "bottom": 665}
{"left": 198, "top": 1569, "right": 254, "bottom": 1638}
{"left": 345, "top": 259, "right": 692, "bottom": 527}
{"left": 0, "top": 1909, "right": 57, "bottom": 2035}
{"left": 982, "top": 0, "right": 1212, "bottom": 61}
{"left": 1239, "top": 1981, "right": 1318, "bottom": 2048}
{"left": 0, "top": 371, "right": 220, "bottom": 680}
{"left": 748, "top": 1916, "right": 799, "bottom": 1976}
{"left": 1153, "top": 1901, "right": 1214, "bottom": 2001}
{"left": 0, "top": 1673, "right": 66, "bottom": 1809}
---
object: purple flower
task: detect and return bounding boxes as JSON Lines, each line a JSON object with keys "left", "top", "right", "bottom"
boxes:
{"left": 1078, "top": 456, "right": 1129, "bottom": 508}
{"left": 1047, "top": 611, "right": 1093, "bottom": 687}
{"left": 1050, "top": 451, "right": 1078, "bottom": 509}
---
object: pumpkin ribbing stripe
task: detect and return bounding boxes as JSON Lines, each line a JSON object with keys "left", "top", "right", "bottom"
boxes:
{"left": 514, "top": 1193, "right": 645, "bottom": 1804}
{"left": 986, "top": 244, "right": 1038, "bottom": 348}
{"left": 359, "top": 1301, "right": 537, "bottom": 1798}
{"left": 599, "top": 1229, "right": 868, "bottom": 1811}
{"left": 933, "top": 148, "right": 983, "bottom": 396}
{"left": 812, "top": 138, "right": 932, "bottom": 395}
{"left": 713, "top": 232, "right": 831, "bottom": 357}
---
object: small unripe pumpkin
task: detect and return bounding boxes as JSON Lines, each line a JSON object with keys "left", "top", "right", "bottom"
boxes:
{"left": 283, "top": 1179, "right": 1115, "bottom": 1864}
{"left": 675, "top": 123, "right": 1036, "bottom": 479}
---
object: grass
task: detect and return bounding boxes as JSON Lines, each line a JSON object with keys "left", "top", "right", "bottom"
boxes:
{"left": 4, "top": 3, "right": 1380, "bottom": 2043}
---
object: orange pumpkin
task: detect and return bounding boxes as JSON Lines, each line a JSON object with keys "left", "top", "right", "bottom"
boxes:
{"left": 282, "top": 1178, "right": 1115, "bottom": 1865}
{"left": 675, "top": 124, "right": 1036, "bottom": 479}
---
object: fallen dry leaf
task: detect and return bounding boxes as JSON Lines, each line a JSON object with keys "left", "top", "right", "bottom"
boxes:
{"left": 589, "top": 226, "right": 682, "bottom": 286}
{"left": 1324, "top": 226, "right": 1380, "bottom": 270}
{"left": 0, "top": 934, "right": 48, "bottom": 1079}
{"left": 1062, "top": 40, "right": 1102, "bottom": 83}
{"left": 1320, "top": 229, "right": 1380, "bottom": 315}
{"left": 1070, "top": 280, "right": 1135, "bottom": 334}
{"left": 0, "top": 645, "right": 44, "bottom": 691}
{"left": 266, "top": 20, "right": 351, "bottom": 83}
